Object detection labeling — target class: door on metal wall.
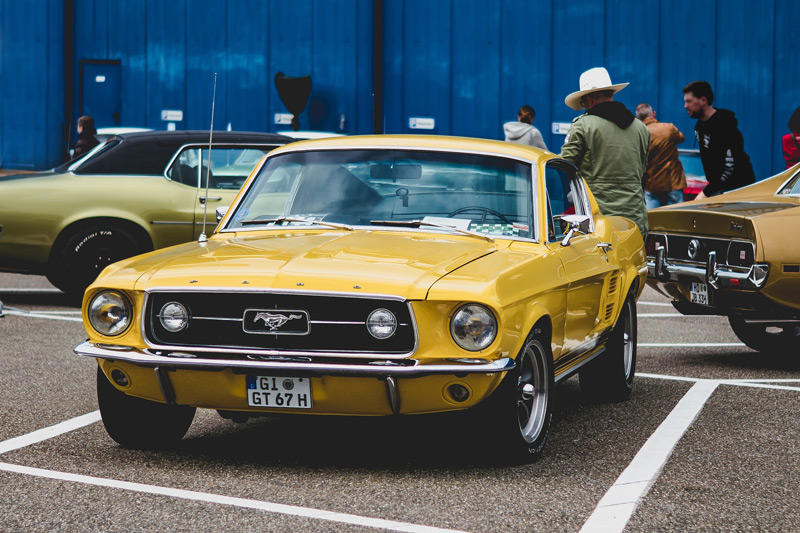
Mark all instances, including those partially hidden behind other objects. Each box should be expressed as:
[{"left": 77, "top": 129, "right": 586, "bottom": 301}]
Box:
[{"left": 80, "top": 60, "right": 121, "bottom": 128}]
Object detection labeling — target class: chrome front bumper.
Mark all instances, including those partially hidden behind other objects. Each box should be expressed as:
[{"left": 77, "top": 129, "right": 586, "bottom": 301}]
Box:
[
  {"left": 74, "top": 341, "right": 515, "bottom": 378},
  {"left": 648, "top": 248, "right": 768, "bottom": 290}
]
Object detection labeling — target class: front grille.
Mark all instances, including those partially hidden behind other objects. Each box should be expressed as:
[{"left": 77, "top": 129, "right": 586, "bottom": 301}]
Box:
[{"left": 143, "top": 290, "right": 416, "bottom": 356}]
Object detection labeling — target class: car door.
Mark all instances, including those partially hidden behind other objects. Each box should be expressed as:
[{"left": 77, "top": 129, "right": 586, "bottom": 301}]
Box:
[{"left": 544, "top": 162, "right": 616, "bottom": 355}]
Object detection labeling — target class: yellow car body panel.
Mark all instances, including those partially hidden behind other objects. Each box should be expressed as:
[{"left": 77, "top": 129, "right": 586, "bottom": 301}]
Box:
[{"left": 78, "top": 135, "right": 646, "bottom": 420}]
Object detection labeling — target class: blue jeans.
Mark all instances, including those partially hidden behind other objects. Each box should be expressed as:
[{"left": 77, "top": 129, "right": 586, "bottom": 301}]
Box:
[{"left": 645, "top": 189, "right": 684, "bottom": 209}]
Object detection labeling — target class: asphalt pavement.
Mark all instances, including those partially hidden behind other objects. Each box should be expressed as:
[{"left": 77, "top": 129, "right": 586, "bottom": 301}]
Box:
[{"left": 0, "top": 272, "right": 798, "bottom": 532}]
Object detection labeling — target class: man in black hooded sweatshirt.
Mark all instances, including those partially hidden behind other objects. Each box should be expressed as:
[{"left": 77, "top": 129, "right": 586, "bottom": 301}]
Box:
[{"left": 683, "top": 81, "right": 755, "bottom": 199}]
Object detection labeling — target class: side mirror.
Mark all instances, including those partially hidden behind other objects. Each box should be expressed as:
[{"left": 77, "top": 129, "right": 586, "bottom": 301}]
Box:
[
  {"left": 559, "top": 214, "right": 591, "bottom": 246},
  {"left": 216, "top": 206, "right": 229, "bottom": 223}
]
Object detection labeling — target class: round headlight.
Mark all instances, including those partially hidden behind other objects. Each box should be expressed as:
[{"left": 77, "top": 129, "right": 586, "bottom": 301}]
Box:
[
  {"left": 450, "top": 304, "right": 497, "bottom": 351},
  {"left": 88, "top": 290, "right": 132, "bottom": 336},
  {"left": 158, "top": 302, "right": 189, "bottom": 332},
  {"left": 367, "top": 308, "right": 397, "bottom": 339}
]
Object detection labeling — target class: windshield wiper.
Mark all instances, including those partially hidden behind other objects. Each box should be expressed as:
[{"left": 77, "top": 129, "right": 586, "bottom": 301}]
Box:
[
  {"left": 239, "top": 216, "right": 354, "bottom": 231},
  {"left": 370, "top": 219, "right": 494, "bottom": 242}
]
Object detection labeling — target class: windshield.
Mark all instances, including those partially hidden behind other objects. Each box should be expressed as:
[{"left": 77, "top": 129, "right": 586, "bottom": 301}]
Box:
[
  {"left": 225, "top": 149, "right": 535, "bottom": 239},
  {"left": 778, "top": 168, "right": 800, "bottom": 195}
]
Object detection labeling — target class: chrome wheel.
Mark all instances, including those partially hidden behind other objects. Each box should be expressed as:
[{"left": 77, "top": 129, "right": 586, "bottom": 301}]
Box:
[
  {"left": 517, "top": 340, "right": 549, "bottom": 443},
  {"left": 621, "top": 297, "right": 634, "bottom": 380}
]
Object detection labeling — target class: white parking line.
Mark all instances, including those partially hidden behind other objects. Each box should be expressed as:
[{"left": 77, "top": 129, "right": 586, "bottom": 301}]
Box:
[
  {"left": 580, "top": 379, "right": 720, "bottom": 533},
  {"left": 0, "top": 411, "right": 101, "bottom": 455},
  {"left": 0, "top": 288, "right": 62, "bottom": 293},
  {"left": 638, "top": 313, "right": 701, "bottom": 318},
  {"left": 0, "top": 461, "right": 466, "bottom": 533},
  {"left": 637, "top": 301, "right": 674, "bottom": 307},
  {"left": 639, "top": 342, "right": 745, "bottom": 347},
  {"left": 1, "top": 309, "right": 83, "bottom": 323}
]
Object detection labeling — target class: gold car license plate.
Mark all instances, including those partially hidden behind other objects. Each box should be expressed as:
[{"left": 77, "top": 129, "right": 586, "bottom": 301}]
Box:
[
  {"left": 246, "top": 376, "right": 312, "bottom": 409},
  {"left": 690, "top": 282, "right": 709, "bottom": 305}
]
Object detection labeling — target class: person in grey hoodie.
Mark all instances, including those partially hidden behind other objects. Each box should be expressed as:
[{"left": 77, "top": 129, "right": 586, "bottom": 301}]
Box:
[{"left": 504, "top": 105, "right": 547, "bottom": 150}]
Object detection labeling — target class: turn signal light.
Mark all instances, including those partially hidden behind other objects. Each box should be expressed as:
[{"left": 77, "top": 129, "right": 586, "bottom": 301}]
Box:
[{"left": 645, "top": 233, "right": 667, "bottom": 256}]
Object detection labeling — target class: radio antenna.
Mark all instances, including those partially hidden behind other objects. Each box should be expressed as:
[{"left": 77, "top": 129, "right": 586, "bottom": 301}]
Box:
[{"left": 199, "top": 72, "right": 218, "bottom": 243}]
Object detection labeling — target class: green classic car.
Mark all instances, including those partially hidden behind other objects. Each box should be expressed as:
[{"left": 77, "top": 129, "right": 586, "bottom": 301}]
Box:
[{"left": 0, "top": 131, "right": 289, "bottom": 297}]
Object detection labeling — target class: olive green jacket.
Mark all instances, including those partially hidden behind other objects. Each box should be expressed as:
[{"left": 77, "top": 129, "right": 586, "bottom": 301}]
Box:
[{"left": 560, "top": 108, "right": 650, "bottom": 235}]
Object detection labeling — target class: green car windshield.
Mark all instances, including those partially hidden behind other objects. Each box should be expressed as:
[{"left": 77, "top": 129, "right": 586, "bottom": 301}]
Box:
[{"left": 226, "top": 149, "right": 535, "bottom": 239}]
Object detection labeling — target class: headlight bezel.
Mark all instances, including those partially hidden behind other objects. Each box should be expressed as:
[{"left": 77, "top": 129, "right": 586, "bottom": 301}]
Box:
[
  {"left": 366, "top": 308, "right": 398, "bottom": 339},
  {"left": 88, "top": 290, "right": 133, "bottom": 337},
  {"left": 449, "top": 303, "right": 498, "bottom": 352}
]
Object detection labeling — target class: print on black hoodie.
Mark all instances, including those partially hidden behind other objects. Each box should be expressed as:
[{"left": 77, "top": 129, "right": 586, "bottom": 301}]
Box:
[{"left": 694, "top": 109, "right": 755, "bottom": 196}]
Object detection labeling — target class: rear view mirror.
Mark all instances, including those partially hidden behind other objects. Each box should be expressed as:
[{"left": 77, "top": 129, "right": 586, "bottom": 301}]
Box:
[
  {"left": 370, "top": 164, "right": 422, "bottom": 181},
  {"left": 216, "top": 206, "right": 229, "bottom": 223},
  {"left": 559, "top": 214, "right": 591, "bottom": 246}
]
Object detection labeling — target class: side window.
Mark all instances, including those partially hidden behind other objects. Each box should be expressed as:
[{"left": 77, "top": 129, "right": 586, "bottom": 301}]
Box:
[
  {"left": 204, "top": 148, "right": 272, "bottom": 190},
  {"left": 545, "top": 164, "right": 591, "bottom": 241},
  {"left": 166, "top": 148, "right": 201, "bottom": 187}
]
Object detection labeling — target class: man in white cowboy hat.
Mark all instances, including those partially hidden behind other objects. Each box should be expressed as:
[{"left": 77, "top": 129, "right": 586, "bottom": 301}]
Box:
[{"left": 560, "top": 67, "right": 650, "bottom": 235}]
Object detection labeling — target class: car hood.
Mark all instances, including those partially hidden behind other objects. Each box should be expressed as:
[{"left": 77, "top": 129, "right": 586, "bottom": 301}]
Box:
[{"left": 100, "top": 230, "right": 502, "bottom": 299}]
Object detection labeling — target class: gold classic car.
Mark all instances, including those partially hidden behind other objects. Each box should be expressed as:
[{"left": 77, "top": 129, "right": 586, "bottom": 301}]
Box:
[
  {"left": 0, "top": 131, "right": 289, "bottom": 297},
  {"left": 646, "top": 166, "right": 800, "bottom": 352},
  {"left": 75, "top": 135, "right": 646, "bottom": 460}
]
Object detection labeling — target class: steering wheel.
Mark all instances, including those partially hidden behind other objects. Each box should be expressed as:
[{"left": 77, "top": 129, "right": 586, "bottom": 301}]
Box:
[{"left": 447, "top": 206, "right": 512, "bottom": 225}]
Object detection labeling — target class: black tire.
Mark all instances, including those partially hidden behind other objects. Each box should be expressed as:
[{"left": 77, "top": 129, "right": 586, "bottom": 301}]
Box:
[
  {"left": 475, "top": 334, "right": 554, "bottom": 462},
  {"left": 97, "top": 366, "right": 195, "bottom": 449},
  {"left": 580, "top": 289, "right": 637, "bottom": 402},
  {"left": 728, "top": 316, "right": 800, "bottom": 354},
  {"left": 47, "top": 223, "right": 151, "bottom": 298}
]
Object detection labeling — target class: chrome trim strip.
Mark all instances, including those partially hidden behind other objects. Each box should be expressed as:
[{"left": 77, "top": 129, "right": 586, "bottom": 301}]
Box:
[
  {"left": 74, "top": 341, "right": 515, "bottom": 377},
  {"left": 150, "top": 221, "right": 194, "bottom": 226},
  {"left": 140, "top": 288, "right": 420, "bottom": 359},
  {"left": 194, "top": 316, "right": 243, "bottom": 322}
]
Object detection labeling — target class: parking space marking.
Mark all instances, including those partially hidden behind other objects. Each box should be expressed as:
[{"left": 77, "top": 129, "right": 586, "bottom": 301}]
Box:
[
  {"left": 580, "top": 379, "right": 719, "bottom": 533},
  {"left": 639, "top": 342, "right": 745, "bottom": 347},
  {"left": 0, "top": 411, "right": 101, "bottom": 455},
  {"left": 1, "top": 309, "right": 83, "bottom": 323},
  {"left": 0, "top": 288, "right": 62, "bottom": 293},
  {"left": 638, "top": 313, "right": 703, "bottom": 318},
  {"left": 637, "top": 301, "right": 674, "bottom": 307},
  {"left": 0, "top": 461, "right": 467, "bottom": 533}
]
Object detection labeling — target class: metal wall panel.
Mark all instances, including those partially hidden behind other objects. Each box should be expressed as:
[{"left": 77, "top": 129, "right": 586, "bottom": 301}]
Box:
[
  {"left": 1, "top": 0, "right": 64, "bottom": 169},
  {"left": 2, "top": 0, "right": 797, "bottom": 176}
]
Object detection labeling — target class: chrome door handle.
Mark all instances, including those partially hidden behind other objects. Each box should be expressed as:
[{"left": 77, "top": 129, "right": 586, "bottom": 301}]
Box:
[{"left": 199, "top": 196, "right": 222, "bottom": 204}]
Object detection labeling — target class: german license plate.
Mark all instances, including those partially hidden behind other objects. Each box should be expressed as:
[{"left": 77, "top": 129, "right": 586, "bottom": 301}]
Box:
[
  {"left": 246, "top": 376, "right": 312, "bottom": 409},
  {"left": 689, "top": 282, "right": 709, "bottom": 305}
]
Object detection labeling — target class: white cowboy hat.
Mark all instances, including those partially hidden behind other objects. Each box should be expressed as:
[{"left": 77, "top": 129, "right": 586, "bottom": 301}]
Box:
[{"left": 564, "top": 67, "right": 629, "bottom": 111}]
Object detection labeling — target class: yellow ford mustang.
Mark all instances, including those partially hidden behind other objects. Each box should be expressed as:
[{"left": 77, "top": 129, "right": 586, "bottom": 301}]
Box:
[{"left": 75, "top": 135, "right": 646, "bottom": 460}]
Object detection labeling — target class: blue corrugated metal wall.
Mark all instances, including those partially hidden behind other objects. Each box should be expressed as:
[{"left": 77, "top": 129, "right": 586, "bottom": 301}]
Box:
[
  {"left": 383, "top": 0, "right": 800, "bottom": 180},
  {"left": 0, "top": 0, "right": 65, "bottom": 169},
  {"left": 70, "top": 0, "right": 373, "bottom": 136},
  {"left": 2, "top": 0, "right": 800, "bottom": 178}
]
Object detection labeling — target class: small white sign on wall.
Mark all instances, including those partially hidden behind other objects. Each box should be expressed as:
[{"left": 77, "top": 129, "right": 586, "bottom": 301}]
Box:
[
  {"left": 552, "top": 122, "right": 572, "bottom": 135},
  {"left": 409, "top": 117, "right": 435, "bottom": 130},
  {"left": 161, "top": 109, "right": 184, "bottom": 122},
  {"left": 274, "top": 113, "right": 293, "bottom": 125},
  {"left": 95, "top": 75, "right": 106, "bottom": 83}
]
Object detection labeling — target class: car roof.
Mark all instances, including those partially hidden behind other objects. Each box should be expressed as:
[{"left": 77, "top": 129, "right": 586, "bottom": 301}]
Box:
[
  {"left": 267, "top": 134, "right": 555, "bottom": 162},
  {"left": 64, "top": 130, "right": 292, "bottom": 176}
]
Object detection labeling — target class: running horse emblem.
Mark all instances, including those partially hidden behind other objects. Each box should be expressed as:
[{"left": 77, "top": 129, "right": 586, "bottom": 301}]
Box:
[{"left": 254, "top": 312, "right": 304, "bottom": 331}]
